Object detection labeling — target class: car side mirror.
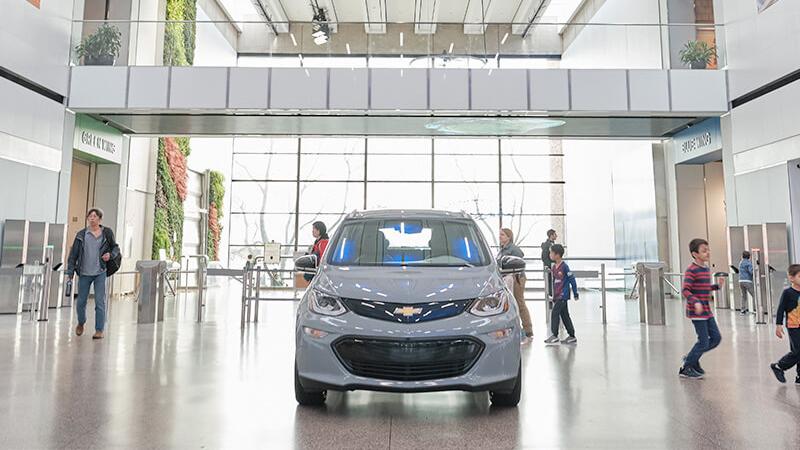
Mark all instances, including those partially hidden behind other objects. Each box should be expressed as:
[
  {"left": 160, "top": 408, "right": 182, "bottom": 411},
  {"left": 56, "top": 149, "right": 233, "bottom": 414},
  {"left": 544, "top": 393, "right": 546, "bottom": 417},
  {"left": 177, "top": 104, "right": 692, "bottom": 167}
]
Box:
[
  {"left": 499, "top": 255, "right": 526, "bottom": 275},
  {"left": 295, "top": 254, "right": 318, "bottom": 274}
]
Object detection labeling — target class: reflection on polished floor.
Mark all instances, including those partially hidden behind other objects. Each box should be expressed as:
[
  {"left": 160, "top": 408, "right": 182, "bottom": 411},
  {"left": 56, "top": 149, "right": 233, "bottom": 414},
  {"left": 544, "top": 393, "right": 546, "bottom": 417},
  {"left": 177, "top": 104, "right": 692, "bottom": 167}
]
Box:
[{"left": 1, "top": 283, "right": 799, "bottom": 449}]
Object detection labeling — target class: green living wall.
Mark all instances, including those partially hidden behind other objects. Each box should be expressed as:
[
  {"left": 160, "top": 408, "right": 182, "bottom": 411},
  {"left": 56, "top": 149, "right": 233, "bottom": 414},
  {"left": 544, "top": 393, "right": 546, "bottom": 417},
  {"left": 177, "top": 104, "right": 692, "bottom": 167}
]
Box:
[
  {"left": 207, "top": 171, "right": 225, "bottom": 261},
  {"left": 152, "top": 0, "right": 196, "bottom": 260}
]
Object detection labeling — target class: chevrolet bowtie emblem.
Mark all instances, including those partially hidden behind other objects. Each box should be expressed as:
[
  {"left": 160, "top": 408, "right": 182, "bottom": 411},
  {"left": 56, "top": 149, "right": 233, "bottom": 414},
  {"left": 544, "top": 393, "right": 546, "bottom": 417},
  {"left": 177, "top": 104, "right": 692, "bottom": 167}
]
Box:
[{"left": 394, "top": 306, "right": 423, "bottom": 317}]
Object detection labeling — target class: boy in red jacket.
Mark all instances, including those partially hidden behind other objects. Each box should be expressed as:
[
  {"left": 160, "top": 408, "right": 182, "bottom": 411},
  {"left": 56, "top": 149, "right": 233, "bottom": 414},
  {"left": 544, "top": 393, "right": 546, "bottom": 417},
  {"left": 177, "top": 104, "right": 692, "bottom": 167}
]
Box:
[{"left": 679, "top": 238, "right": 721, "bottom": 379}]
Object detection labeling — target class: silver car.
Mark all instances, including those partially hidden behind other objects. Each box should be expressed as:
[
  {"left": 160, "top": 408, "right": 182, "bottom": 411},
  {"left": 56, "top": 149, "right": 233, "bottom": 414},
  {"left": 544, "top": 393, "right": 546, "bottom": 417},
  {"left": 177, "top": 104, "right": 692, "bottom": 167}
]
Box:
[{"left": 293, "top": 210, "right": 525, "bottom": 407}]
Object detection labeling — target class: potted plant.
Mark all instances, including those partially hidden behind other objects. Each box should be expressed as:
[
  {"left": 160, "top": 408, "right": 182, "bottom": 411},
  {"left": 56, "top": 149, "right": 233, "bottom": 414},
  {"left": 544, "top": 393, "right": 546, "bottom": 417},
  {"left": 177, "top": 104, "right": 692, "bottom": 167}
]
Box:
[
  {"left": 679, "top": 40, "right": 717, "bottom": 70},
  {"left": 75, "top": 23, "right": 122, "bottom": 66}
]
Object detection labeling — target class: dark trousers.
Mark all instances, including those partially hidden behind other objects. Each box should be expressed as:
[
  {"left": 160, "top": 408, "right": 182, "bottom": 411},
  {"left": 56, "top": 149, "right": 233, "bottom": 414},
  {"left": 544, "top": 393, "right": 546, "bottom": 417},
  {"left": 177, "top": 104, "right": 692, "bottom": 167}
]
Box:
[
  {"left": 685, "top": 317, "right": 722, "bottom": 367},
  {"left": 551, "top": 300, "right": 575, "bottom": 337},
  {"left": 777, "top": 328, "right": 800, "bottom": 376}
]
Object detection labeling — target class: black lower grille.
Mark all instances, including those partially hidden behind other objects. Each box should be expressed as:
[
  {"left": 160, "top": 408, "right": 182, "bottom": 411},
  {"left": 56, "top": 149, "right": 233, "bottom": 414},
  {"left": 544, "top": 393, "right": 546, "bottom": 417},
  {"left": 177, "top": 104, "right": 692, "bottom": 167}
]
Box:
[{"left": 332, "top": 336, "right": 484, "bottom": 381}]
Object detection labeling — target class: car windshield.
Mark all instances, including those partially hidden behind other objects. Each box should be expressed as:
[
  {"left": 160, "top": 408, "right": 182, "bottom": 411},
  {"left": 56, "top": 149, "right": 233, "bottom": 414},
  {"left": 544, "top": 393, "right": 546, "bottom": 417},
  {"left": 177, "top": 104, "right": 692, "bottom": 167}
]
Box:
[{"left": 328, "top": 218, "right": 490, "bottom": 267}]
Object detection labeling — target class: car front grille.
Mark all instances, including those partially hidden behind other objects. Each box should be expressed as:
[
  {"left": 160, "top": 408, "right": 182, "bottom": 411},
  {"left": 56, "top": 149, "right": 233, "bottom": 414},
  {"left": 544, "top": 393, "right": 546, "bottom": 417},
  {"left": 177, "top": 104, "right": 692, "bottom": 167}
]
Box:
[
  {"left": 332, "top": 336, "right": 484, "bottom": 381},
  {"left": 340, "top": 298, "right": 473, "bottom": 324}
]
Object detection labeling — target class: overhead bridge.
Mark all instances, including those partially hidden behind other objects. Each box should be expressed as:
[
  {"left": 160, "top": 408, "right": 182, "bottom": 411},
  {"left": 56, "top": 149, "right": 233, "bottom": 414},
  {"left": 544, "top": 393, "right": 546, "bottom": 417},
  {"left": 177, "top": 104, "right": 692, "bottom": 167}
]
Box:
[{"left": 68, "top": 67, "right": 728, "bottom": 137}]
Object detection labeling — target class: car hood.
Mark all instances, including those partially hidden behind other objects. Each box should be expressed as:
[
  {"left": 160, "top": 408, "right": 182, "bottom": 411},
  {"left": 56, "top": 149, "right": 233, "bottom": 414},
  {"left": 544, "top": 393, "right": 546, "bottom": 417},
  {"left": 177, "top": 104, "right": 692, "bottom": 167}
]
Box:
[{"left": 314, "top": 265, "right": 504, "bottom": 304}]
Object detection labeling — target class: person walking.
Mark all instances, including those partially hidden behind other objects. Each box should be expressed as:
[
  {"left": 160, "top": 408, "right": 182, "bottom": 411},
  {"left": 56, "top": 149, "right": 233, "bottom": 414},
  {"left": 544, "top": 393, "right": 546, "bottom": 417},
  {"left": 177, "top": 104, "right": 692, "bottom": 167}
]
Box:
[
  {"left": 738, "top": 251, "right": 755, "bottom": 315},
  {"left": 304, "top": 221, "right": 329, "bottom": 282},
  {"left": 65, "top": 208, "right": 121, "bottom": 339},
  {"left": 769, "top": 264, "right": 800, "bottom": 384},
  {"left": 541, "top": 229, "right": 558, "bottom": 298},
  {"left": 544, "top": 244, "right": 578, "bottom": 345},
  {"left": 498, "top": 228, "right": 533, "bottom": 344},
  {"left": 679, "top": 238, "right": 721, "bottom": 379}
]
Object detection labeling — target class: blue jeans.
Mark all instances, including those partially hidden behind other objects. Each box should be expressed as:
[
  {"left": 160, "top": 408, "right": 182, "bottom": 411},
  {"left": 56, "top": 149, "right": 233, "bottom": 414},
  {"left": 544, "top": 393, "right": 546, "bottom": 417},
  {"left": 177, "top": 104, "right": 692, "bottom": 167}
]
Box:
[
  {"left": 685, "top": 317, "right": 721, "bottom": 367},
  {"left": 77, "top": 272, "right": 107, "bottom": 332}
]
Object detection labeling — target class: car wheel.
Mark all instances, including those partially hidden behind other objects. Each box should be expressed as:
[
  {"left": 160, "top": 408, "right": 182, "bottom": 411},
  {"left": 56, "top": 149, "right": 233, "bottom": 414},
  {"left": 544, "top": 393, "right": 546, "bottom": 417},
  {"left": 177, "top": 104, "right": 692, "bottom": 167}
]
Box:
[
  {"left": 294, "top": 364, "right": 327, "bottom": 406},
  {"left": 489, "top": 361, "right": 522, "bottom": 407}
]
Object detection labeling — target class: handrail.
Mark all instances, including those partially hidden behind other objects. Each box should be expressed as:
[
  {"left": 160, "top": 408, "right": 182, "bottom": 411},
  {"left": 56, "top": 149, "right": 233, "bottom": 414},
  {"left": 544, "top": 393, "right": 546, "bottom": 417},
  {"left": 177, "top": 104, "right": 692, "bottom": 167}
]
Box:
[{"left": 71, "top": 19, "right": 727, "bottom": 27}]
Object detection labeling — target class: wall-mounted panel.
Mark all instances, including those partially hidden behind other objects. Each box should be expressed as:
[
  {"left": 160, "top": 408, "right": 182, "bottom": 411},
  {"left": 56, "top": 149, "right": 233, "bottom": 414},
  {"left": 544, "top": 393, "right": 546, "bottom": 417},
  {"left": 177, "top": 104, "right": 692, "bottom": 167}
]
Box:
[
  {"left": 329, "top": 68, "right": 368, "bottom": 110},
  {"left": 570, "top": 69, "right": 628, "bottom": 111},
  {"left": 670, "top": 70, "right": 728, "bottom": 112},
  {"left": 170, "top": 67, "right": 228, "bottom": 109},
  {"left": 430, "top": 69, "right": 469, "bottom": 110},
  {"left": 529, "top": 70, "right": 570, "bottom": 111},
  {"left": 228, "top": 68, "right": 270, "bottom": 109},
  {"left": 629, "top": 70, "right": 670, "bottom": 112},
  {"left": 471, "top": 69, "right": 528, "bottom": 111},
  {"left": 270, "top": 68, "right": 328, "bottom": 109},
  {"left": 69, "top": 67, "right": 128, "bottom": 109},
  {"left": 370, "top": 69, "right": 428, "bottom": 110},
  {"left": 128, "top": 67, "right": 169, "bottom": 109}
]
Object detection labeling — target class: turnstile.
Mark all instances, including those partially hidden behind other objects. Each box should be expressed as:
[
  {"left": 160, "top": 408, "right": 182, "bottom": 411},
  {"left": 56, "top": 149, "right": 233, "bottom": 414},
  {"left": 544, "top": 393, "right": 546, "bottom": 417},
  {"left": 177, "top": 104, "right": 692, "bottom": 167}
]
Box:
[
  {"left": 0, "top": 220, "right": 29, "bottom": 313},
  {"left": 637, "top": 262, "right": 666, "bottom": 325},
  {"left": 136, "top": 260, "right": 167, "bottom": 323},
  {"left": 714, "top": 272, "right": 730, "bottom": 309},
  {"left": 746, "top": 225, "right": 771, "bottom": 322},
  {"left": 763, "top": 222, "right": 790, "bottom": 319},
  {"left": 46, "top": 224, "right": 67, "bottom": 308}
]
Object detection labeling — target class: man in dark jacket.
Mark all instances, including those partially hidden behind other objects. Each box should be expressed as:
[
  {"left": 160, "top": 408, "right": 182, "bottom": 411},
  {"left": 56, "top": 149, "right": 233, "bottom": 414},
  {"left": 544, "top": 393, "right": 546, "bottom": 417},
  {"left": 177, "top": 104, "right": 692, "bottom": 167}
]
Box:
[
  {"left": 541, "top": 229, "right": 558, "bottom": 297},
  {"left": 65, "top": 208, "right": 120, "bottom": 339}
]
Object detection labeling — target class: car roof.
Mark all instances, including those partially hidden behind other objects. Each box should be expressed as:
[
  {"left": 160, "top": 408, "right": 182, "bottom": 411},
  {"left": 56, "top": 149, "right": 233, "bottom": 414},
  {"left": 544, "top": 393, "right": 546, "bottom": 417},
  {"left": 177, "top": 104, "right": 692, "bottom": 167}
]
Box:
[{"left": 343, "top": 209, "right": 472, "bottom": 220}]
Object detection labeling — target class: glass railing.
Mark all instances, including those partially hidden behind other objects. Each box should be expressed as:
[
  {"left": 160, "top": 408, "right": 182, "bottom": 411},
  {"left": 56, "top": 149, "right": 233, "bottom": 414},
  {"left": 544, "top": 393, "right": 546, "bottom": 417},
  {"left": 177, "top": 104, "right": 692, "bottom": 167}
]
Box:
[{"left": 70, "top": 20, "right": 725, "bottom": 70}]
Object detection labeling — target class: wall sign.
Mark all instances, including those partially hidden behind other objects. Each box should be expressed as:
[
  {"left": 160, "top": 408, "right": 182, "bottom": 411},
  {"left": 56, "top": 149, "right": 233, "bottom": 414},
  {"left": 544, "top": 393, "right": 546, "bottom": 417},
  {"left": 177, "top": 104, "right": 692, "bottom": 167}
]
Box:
[
  {"left": 672, "top": 117, "right": 722, "bottom": 164},
  {"left": 26, "top": 0, "right": 41, "bottom": 8},
  {"left": 757, "top": 0, "right": 780, "bottom": 13},
  {"left": 73, "top": 115, "right": 123, "bottom": 164}
]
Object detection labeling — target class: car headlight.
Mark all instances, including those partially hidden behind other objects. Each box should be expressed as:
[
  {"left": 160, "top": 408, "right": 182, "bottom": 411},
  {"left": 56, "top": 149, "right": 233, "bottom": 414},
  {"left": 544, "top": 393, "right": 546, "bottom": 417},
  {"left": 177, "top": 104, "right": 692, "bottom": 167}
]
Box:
[
  {"left": 469, "top": 291, "right": 510, "bottom": 317},
  {"left": 307, "top": 289, "right": 347, "bottom": 316}
]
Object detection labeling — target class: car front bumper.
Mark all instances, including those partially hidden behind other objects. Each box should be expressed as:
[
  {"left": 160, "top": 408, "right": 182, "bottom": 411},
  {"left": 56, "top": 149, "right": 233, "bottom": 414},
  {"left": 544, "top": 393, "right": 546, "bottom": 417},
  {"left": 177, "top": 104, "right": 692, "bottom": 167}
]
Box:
[{"left": 295, "top": 308, "right": 521, "bottom": 393}]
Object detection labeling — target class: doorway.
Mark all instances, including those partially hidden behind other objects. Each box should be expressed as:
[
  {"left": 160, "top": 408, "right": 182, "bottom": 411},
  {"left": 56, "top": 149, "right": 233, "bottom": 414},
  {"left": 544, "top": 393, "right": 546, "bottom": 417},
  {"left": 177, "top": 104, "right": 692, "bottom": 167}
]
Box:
[
  {"left": 675, "top": 161, "right": 728, "bottom": 271},
  {"left": 66, "top": 159, "right": 95, "bottom": 254}
]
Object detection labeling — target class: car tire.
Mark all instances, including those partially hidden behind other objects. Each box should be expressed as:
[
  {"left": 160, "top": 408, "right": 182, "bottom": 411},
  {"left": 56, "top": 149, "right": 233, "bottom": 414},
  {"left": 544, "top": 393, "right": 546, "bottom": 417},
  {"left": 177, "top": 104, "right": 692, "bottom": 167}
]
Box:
[
  {"left": 294, "top": 364, "right": 327, "bottom": 406},
  {"left": 489, "top": 361, "right": 522, "bottom": 407}
]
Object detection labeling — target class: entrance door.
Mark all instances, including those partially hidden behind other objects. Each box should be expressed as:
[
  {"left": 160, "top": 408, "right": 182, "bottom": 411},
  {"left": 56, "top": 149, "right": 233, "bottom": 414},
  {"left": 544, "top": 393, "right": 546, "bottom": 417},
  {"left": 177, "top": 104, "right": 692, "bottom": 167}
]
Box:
[{"left": 67, "top": 159, "right": 94, "bottom": 254}]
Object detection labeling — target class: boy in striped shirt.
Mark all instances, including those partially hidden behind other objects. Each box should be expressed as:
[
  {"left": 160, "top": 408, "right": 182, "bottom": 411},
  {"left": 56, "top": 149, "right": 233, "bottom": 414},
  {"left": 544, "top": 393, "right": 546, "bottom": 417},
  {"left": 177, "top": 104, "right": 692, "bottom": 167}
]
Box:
[{"left": 679, "top": 238, "right": 721, "bottom": 379}]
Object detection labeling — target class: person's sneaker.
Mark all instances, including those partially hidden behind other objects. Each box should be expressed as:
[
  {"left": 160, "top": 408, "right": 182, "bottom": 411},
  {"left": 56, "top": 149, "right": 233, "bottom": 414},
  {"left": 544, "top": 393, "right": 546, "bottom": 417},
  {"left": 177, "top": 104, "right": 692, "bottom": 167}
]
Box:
[
  {"left": 561, "top": 336, "right": 577, "bottom": 344},
  {"left": 795, "top": 376, "right": 800, "bottom": 385},
  {"left": 544, "top": 335, "right": 560, "bottom": 344},
  {"left": 75, "top": 324, "right": 84, "bottom": 336},
  {"left": 770, "top": 363, "right": 786, "bottom": 383},
  {"left": 520, "top": 336, "right": 533, "bottom": 346},
  {"left": 679, "top": 366, "right": 704, "bottom": 379},
  {"left": 695, "top": 362, "right": 705, "bottom": 375},
  {"left": 740, "top": 309, "right": 749, "bottom": 315},
  {"left": 92, "top": 331, "right": 104, "bottom": 340}
]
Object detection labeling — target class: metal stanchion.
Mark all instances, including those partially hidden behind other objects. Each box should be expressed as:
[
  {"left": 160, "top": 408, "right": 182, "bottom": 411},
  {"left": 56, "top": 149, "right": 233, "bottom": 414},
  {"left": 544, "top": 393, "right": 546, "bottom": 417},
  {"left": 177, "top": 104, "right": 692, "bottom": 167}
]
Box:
[
  {"left": 600, "top": 263, "right": 607, "bottom": 325},
  {"left": 36, "top": 247, "right": 54, "bottom": 322},
  {"left": 752, "top": 249, "right": 766, "bottom": 324},
  {"left": 196, "top": 256, "right": 207, "bottom": 323}
]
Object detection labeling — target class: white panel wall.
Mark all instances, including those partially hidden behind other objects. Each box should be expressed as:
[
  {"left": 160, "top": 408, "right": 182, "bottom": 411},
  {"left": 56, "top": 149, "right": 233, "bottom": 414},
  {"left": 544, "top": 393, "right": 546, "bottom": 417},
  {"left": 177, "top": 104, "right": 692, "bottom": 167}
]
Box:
[
  {"left": 570, "top": 70, "right": 628, "bottom": 111},
  {"left": 228, "top": 68, "right": 270, "bottom": 109},
  {"left": 430, "top": 70, "right": 469, "bottom": 110},
  {"left": 128, "top": 67, "right": 170, "bottom": 109},
  {"left": 560, "top": 0, "right": 663, "bottom": 70},
  {"left": 471, "top": 70, "right": 528, "bottom": 111},
  {"left": 371, "top": 69, "right": 428, "bottom": 110},
  {"left": 69, "top": 67, "right": 728, "bottom": 116},
  {"left": 722, "top": 0, "right": 800, "bottom": 98},
  {"left": 1, "top": 0, "right": 74, "bottom": 94},
  {"left": 270, "top": 68, "right": 328, "bottom": 110}
]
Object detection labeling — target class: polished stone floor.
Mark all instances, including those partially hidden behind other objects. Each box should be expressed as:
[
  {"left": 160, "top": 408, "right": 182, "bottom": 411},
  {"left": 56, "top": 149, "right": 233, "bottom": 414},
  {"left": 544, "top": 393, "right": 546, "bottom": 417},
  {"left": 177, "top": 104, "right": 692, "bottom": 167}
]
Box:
[{"left": 1, "top": 282, "right": 799, "bottom": 449}]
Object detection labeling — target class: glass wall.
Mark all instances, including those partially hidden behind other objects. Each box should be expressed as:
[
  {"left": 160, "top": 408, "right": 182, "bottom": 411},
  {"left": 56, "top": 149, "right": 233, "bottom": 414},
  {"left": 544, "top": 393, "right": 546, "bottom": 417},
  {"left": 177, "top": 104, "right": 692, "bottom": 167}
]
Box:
[{"left": 228, "top": 137, "right": 566, "bottom": 271}]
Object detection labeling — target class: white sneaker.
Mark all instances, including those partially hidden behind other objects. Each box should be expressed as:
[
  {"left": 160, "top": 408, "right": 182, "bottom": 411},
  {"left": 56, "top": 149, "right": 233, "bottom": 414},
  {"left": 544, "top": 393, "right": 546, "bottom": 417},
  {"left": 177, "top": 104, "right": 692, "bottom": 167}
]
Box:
[
  {"left": 544, "top": 335, "right": 560, "bottom": 344},
  {"left": 520, "top": 336, "right": 533, "bottom": 346}
]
